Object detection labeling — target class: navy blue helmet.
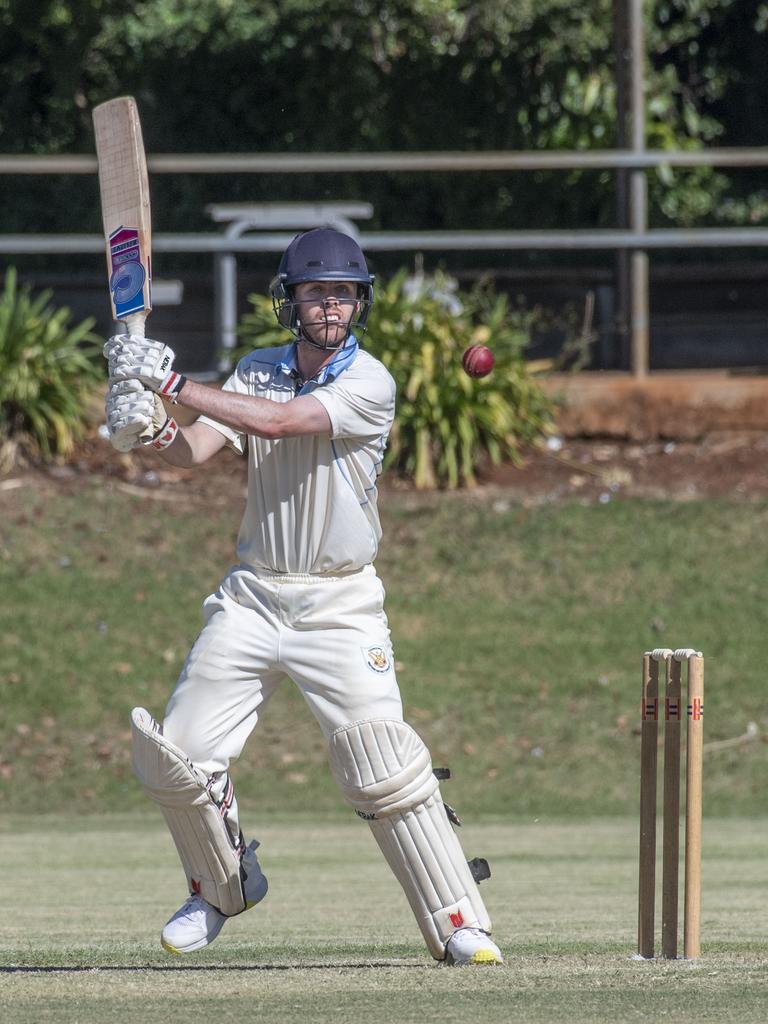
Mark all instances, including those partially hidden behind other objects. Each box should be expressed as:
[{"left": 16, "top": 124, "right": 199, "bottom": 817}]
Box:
[{"left": 270, "top": 228, "right": 374, "bottom": 349}]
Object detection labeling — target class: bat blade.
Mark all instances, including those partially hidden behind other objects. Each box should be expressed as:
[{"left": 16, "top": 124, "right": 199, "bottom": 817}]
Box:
[{"left": 92, "top": 96, "right": 152, "bottom": 339}]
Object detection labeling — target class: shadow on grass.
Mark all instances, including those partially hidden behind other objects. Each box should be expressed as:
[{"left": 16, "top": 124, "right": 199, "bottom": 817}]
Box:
[{"left": 1, "top": 961, "right": 426, "bottom": 973}]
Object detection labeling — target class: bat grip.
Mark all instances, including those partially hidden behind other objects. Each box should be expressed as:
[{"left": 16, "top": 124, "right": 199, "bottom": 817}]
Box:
[
  {"left": 123, "top": 312, "right": 147, "bottom": 339},
  {"left": 120, "top": 312, "right": 153, "bottom": 442}
]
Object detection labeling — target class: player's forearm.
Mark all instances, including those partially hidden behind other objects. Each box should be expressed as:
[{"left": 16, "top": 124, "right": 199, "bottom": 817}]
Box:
[
  {"left": 154, "top": 430, "right": 200, "bottom": 468},
  {"left": 173, "top": 379, "right": 286, "bottom": 439},
  {"left": 151, "top": 419, "right": 228, "bottom": 467},
  {"left": 174, "top": 379, "right": 329, "bottom": 439}
]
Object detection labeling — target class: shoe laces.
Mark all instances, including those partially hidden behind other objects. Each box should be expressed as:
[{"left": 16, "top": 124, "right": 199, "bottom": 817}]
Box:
[{"left": 178, "top": 893, "right": 207, "bottom": 916}]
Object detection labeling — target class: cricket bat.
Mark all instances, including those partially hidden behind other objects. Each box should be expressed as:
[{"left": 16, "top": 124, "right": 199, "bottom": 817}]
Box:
[{"left": 92, "top": 96, "right": 152, "bottom": 340}]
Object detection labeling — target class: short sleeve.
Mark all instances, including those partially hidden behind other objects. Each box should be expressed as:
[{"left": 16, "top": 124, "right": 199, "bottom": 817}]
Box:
[{"left": 311, "top": 360, "right": 396, "bottom": 441}]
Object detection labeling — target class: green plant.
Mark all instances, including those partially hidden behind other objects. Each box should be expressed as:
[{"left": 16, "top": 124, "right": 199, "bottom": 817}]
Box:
[
  {"left": 237, "top": 270, "right": 554, "bottom": 489},
  {"left": 367, "top": 269, "right": 556, "bottom": 488},
  {"left": 236, "top": 293, "right": 289, "bottom": 353},
  {"left": 0, "top": 267, "right": 103, "bottom": 469}
]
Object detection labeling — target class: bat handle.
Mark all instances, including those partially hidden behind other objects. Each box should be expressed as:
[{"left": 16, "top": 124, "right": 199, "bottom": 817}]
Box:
[
  {"left": 123, "top": 312, "right": 147, "bottom": 339},
  {"left": 120, "top": 311, "right": 153, "bottom": 442}
]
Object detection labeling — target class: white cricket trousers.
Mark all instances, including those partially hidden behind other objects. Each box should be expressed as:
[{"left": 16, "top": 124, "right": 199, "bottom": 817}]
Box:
[{"left": 163, "top": 563, "right": 403, "bottom": 831}]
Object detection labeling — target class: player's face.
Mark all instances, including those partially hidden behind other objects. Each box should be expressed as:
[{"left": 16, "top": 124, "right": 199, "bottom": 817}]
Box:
[{"left": 294, "top": 280, "right": 359, "bottom": 348}]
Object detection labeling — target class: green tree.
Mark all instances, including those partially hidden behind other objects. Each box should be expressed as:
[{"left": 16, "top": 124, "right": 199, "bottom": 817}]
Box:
[{"left": 0, "top": 1, "right": 765, "bottom": 236}]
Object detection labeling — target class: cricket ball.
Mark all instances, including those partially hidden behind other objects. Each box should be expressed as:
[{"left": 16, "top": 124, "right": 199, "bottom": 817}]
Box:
[{"left": 462, "top": 344, "right": 495, "bottom": 378}]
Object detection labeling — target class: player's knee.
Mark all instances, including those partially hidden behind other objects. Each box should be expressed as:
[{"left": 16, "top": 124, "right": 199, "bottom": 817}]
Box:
[
  {"left": 328, "top": 718, "right": 438, "bottom": 818},
  {"left": 131, "top": 706, "right": 209, "bottom": 805}
]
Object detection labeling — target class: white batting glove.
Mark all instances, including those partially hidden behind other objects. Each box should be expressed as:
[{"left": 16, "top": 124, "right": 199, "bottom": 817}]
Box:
[
  {"left": 104, "top": 334, "right": 187, "bottom": 402},
  {"left": 106, "top": 379, "right": 153, "bottom": 451},
  {"left": 105, "top": 379, "right": 179, "bottom": 452}
]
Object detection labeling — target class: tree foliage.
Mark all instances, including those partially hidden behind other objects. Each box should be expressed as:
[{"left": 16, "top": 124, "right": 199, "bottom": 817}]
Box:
[{"left": 1, "top": 0, "right": 767, "bottom": 236}]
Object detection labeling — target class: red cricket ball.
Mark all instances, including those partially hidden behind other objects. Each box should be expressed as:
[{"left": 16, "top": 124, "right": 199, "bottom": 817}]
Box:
[{"left": 462, "top": 344, "right": 495, "bottom": 378}]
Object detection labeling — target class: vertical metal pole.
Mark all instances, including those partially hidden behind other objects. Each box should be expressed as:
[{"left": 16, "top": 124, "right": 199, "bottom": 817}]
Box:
[
  {"left": 661, "top": 657, "right": 682, "bottom": 958},
  {"left": 216, "top": 252, "right": 238, "bottom": 374},
  {"left": 613, "top": 0, "right": 631, "bottom": 370},
  {"left": 684, "top": 654, "right": 705, "bottom": 959},
  {"left": 638, "top": 652, "right": 659, "bottom": 958},
  {"left": 629, "top": 0, "right": 650, "bottom": 377}
]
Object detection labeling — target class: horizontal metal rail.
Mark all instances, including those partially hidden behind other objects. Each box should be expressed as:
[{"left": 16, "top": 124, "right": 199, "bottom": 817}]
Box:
[
  {"left": 4, "top": 138, "right": 768, "bottom": 376},
  {"left": 5, "top": 228, "right": 768, "bottom": 255},
  {"left": 5, "top": 148, "right": 768, "bottom": 175}
]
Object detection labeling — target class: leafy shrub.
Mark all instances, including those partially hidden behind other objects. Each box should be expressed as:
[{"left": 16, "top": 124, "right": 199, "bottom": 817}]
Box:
[
  {"left": 237, "top": 269, "right": 554, "bottom": 489},
  {"left": 364, "top": 270, "right": 555, "bottom": 488},
  {"left": 0, "top": 268, "right": 103, "bottom": 470},
  {"left": 237, "top": 294, "right": 288, "bottom": 353}
]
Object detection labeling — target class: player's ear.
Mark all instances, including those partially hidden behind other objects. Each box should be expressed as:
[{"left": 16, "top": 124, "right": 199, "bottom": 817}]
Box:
[
  {"left": 271, "top": 278, "right": 295, "bottom": 328},
  {"left": 277, "top": 295, "right": 293, "bottom": 328}
]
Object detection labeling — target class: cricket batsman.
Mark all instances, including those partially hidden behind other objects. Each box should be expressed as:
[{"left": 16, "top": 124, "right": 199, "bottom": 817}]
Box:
[{"left": 103, "top": 227, "right": 503, "bottom": 966}]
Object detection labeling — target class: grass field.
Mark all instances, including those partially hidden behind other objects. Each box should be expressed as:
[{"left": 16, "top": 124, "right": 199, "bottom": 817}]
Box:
[
  {"left": 1, "top": 816, "right": 766, "bottom": 1023},
  {"left": 0, "top": 476, "right": 766, "bottom": 815},
  {"left": 2, "top": 471, "right": 768, "bottom": 1020}
]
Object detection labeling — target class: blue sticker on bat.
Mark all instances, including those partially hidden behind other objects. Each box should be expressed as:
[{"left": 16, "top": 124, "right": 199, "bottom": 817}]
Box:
[{"left": 108, "top": 226, "right": 151, "bottom": 317}]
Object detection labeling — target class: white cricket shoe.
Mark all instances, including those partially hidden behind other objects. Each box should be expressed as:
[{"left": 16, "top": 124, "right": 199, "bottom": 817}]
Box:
[
  {"left": 444, "top": 927, "right": 504, "bottom": 966},
  {"left": 161, "top": 892, "right": 227, "bottom": 954},
  {"left": 161, "top": 841, "right": 268, "bottom": 955}
]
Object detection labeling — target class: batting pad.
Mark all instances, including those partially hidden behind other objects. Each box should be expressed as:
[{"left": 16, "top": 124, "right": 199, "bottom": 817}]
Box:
[
  {"left": 130, "top": 707, "right": 246, "bottom": 917},
  {"left": 328, "top": 719, "right": 492, "bottom": 959}
]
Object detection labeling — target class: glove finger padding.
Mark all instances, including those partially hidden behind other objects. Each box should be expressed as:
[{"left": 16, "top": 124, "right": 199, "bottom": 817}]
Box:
[
  {"left": 106, "top": 379, "right": 155, "bottom": 451},
  {"left": 104, "top": 381, "right": 179, "bottom": 453},
  {"left": 103, "top": 333, "right": 128, "bottom": 363},
  {"left": 106, "top": 334, "right": 176, "bottom": 392}
]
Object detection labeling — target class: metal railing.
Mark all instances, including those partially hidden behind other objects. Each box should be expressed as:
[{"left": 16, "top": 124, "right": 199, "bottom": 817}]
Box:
[
  {"left": 4, "top": 147, "right": 768, "bottom": 375},
  {"left": 3, "top": 2, "right": 768, "bottom": 375},
  {"left": 5, "top": 147, "right": 768, "bottom": 173}
]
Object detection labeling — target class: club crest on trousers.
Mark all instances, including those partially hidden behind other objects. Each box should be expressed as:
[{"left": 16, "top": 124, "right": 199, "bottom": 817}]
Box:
[{"left": 362, "top": 645, "right": 391, "bottom": 673}]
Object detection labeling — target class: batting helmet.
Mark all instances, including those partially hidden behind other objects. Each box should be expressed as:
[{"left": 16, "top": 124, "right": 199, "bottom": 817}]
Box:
[{"left": 269, "top": 228, "right": 374, "bottom": 347}]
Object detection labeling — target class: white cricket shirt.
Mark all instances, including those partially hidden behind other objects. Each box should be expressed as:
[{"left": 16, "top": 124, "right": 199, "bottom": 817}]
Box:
[{"left": 198, "top": 337, "right": 395, "bottom": 574}]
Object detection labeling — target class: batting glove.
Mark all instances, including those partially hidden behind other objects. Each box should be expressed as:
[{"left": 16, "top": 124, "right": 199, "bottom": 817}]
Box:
[
  {"left": 105, "top": 379, "right": 179, "bottom": 452},
  {"left": 104, "top": 334, "right": 187, "bottom": 402}
]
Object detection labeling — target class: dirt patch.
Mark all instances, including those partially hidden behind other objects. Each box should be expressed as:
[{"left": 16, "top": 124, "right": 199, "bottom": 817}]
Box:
[
  {"left": 477, "top": 432, "right": 768, "bottom": 504},
  {"left": 3, "top": 430, "right": 768, "bottom": 506}
]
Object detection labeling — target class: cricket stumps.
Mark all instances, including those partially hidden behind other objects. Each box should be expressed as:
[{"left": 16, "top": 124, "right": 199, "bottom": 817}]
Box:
[{"left": 637, "top": 648, "right": 704, "bottom": 960}]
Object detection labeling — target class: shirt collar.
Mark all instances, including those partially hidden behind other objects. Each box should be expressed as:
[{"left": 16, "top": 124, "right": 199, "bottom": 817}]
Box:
[{"left": 276, "top": 335, "right": 359, "bottom": 386}]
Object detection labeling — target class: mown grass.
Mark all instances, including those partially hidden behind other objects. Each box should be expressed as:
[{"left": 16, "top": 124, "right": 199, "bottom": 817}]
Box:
[
  {"left": 0, "top": 817, "right": 766, "bottom": 1024},
  {"left": 0, "top": 475, "right": 767, "bottom": 816}
]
